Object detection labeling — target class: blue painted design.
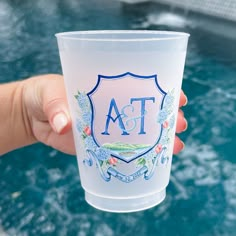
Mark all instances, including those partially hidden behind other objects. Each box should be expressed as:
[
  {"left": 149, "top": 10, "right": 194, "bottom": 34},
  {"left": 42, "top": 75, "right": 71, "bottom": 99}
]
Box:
[
  {"left": 101, "top": 98, "right": 129, "bottom": 136},
  {"left": 169, "top": 114, "right": 175, "bottom": 129},
  {"left": 164, "top": 93, "right": 174, "bottom": 107},
  {"left": 84, "top": 136, "right": 97, "bottom": 151},
  {"left": 76, "top": 92, "right": 89, "bottom": 110},
  {"left": 159, "top": 129, "right": 169, "bottom": 145},
  {"left": 83, "top": 146, "right": 167, "bottom": 183},
  {"left": 120, "top": 104, "right": 136, "bottom": 132},
  {"left": 157, "top": 110, "right": 168, "bottom": 124},
  {"left": 84, "top": 150, "right": 111, "bottom": 181},
  {"left": 161, "top": 154, "right": 169, "bottom": 165},
  {"left": 76, "top": 118, "right": 84, "bottom": 132},
  {"left": 87, "top": 72, "right": 166, "bottom": 163},
  {"left": 75, "top": 73, "right": 176, "bottom": 183},
  {"left": 88, "top": 72, "right": 166, "bottom": 95},
  {"left": 107, "top": 166, "right": 148, "bottom": 183},
  {"left": 130, "top": 97, "right": 155, "bottom": 134},
  {"left": 94, "top": 147, "right": 110, "bottom": 161},
  {"left": 82, "top": 112, "right": 92, "bottom": 124},
  {"left": 144, "top": 147, "right": 167, "bottom": 180}
]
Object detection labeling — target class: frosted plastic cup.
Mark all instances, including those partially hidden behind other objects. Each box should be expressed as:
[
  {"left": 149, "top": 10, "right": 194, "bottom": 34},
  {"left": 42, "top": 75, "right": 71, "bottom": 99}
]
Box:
[{"left": 56, "top": 30, "right": 189, "bottom": 213}]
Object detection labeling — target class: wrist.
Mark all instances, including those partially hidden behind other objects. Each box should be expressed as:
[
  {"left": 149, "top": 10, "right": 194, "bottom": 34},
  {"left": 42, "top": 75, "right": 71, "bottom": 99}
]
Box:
[
  {"left": 20, "top": 79, "right": 38, "bottom": 145},
  {"left": 0, "top": 80, "right": 37, "bottom": 155}
]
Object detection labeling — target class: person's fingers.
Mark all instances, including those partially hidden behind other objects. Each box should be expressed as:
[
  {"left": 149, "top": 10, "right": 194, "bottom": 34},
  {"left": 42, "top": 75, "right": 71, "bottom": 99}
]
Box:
[
  {"left": 176, "top": 109, "right": 188, "bottom": 133},
  {"left": 179, "top": 90, "right": 188, "bottom": 107},
  {"left": 173, "top": 135, "right": 185, "bottom": 154},
  {"left": 49, "top": 130, "right": 76, "bottom": 155},
  {"left": 39, "top": 74, "right": 72, "bottom": 134},
  {"left": 32, "top": 118, "right": 76, "bottom": 155}
]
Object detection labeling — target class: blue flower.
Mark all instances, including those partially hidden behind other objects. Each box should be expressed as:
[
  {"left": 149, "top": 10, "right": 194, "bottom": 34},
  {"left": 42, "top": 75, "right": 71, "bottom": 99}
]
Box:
[
  {"left": 169, "top": 115, "right": 175, "bottom": 129},
  {"left": 76, "top": 119, "right": 84, "bottom": 132},
  {"left": 157, "top": 110, "right": 168, "bottom": 124},
  {"left": 84, "top": 136, "right": 97, "bottom": 150},
  {"left": 82, "top": 112, "right": 91, "bottom": 124},
  {"left": 77, "top": 93, "right": 89, "bottom": 110},
  {"left": 95, "top": 147, "right": 110, "bottom": 161},
  {"left": 160, "top": 129, "right": 169, "bottom": 145},
  {"left": 164, "top": 94, "right": 174, "bottom": 107}
]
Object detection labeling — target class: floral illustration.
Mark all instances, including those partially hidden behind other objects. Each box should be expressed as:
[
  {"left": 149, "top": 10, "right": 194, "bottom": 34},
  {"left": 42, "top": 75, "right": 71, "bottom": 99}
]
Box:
[
  {"left": 74, "top": 87, "right": 176, "bottom": 183},
  {"left": 135, "top": 89, "right": 176, "bottom": 172},
  {"left": 74, "top": 91, "right": 119, "bottom": 172},
  {"left": 156, "top": 89, "right": 176, "bottom": 163},
  {"left": 108, "top": 157, "right": 118, "bottom": 166}
]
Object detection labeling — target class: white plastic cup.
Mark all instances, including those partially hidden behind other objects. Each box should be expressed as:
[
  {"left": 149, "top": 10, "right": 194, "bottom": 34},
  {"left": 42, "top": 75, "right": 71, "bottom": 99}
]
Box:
[{"left": 56, "top": 30, "right": 189, "bottom": 213}]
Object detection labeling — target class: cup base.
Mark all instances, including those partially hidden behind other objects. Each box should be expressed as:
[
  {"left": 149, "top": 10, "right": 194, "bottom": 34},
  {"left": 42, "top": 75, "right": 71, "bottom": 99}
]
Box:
[{"left": 85, "top": 189, "right": 166, "bottom": 213}]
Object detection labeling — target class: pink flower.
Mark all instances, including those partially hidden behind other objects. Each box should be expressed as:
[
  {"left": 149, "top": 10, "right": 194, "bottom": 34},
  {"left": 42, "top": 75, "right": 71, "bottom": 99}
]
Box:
[
  {"left": 155, "top": 144, "right": 162, "bottom": 153},
  {"left": 84, "top": 126, "right": 91, "bottom": 136},
  {"left": 108, "top": 157, "right": 118, "bottom": 165},
  {"left": 163, "top": 121, "right": 169, "bottom": 128}
]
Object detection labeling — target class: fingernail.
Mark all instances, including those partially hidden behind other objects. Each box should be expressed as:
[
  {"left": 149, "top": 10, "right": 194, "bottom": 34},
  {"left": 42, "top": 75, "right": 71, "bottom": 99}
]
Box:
[
  {"left": 180, "top": 141, "right": 185, "bottom": 151},
  {"left": 183, "top": 95, "right": 188, "bottom": 106},
  {"left": 183, "top": 118, "right": 188, "bottom": 132},
  {"left": 53, "top": 113, "right": 68, "bottom": 133}
]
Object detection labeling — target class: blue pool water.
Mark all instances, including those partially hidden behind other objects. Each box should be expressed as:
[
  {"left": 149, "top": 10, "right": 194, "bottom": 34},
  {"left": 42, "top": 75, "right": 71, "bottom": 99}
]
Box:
[{"left": 0, "top": 0, "right": 236, "bottom": 235}]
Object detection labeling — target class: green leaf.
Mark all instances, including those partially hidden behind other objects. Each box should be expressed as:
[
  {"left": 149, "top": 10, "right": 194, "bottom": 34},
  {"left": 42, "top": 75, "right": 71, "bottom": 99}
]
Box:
[{"left": 137, "top": 158, "right": 146, "bottom": 166}]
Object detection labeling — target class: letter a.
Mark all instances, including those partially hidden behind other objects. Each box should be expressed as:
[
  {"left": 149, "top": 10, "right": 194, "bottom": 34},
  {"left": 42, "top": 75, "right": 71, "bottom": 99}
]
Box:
[{"left": 101, "top": 98, "right": 129, "bottom": 135}]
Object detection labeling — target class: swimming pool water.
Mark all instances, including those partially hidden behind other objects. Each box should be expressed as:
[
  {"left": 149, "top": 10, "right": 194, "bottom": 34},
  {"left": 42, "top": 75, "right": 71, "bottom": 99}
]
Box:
[{"left": 0, "top": 0, "right": 236, "bottom": 235}]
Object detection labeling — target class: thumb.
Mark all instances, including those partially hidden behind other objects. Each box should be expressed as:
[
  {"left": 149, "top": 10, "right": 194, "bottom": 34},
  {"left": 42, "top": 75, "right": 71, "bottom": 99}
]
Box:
[{"left": 40, "top": 75, "right": 72, "bottom": 134}]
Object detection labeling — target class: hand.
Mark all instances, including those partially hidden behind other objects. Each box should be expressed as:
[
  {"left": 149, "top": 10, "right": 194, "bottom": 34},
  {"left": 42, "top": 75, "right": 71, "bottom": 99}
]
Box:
[
  {"left": 23, "top": 74, "right": 187, "bottom": 155},
  {"left": 174, "top": 90, "right": 188, "bottom": 154},
  {"left": 23, "top": 74, "right": 74, "bottom": 154}
]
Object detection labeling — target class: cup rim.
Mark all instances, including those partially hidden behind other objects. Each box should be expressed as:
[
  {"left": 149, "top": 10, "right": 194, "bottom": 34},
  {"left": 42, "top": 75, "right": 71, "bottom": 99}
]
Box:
[{"left": 55, "top": 30, "right": 190, "bottom": 42}]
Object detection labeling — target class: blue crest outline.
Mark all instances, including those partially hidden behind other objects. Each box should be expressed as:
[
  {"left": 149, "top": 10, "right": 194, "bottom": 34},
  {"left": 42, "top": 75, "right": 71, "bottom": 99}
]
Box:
[{"left": 87, "top": 72, "right": 167, "bottom": 163}]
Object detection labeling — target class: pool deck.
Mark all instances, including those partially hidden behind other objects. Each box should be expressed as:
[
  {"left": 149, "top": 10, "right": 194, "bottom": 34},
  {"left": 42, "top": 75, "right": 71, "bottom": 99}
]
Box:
[
  {"left": 121, "top": 1, "right": 236, "bottom": 68},
  {"left": 119, "top": 0, "right": 236, "bottom": 23},
  {"left": 120, "top": 1, "right": 236, "bottom": 40}
]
